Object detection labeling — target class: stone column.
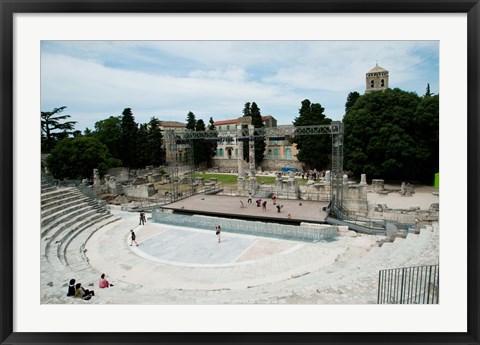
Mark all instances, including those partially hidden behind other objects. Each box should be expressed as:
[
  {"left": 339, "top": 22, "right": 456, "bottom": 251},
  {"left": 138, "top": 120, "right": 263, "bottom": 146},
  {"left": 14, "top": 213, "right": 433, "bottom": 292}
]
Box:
[
  {"left": 248, "top": 125, "right": 255, "bottom": 178},
  {"left": 237, "top": 125, "right": 244, "bottom": 180},
  {"left": 248, "top": 125, "right": 256, "bottom": 191},
  {"left": 93, "top": 169, "right": 100, "bottom": 186},
  {"left": 360, "top": 174, "right": 367, "bottom": 185},
  {"left": 359, "top": 173, "right": 367, "bottom": 199},
  {"left": 372, "top": 179, "right": 384, "bottom": 192}
]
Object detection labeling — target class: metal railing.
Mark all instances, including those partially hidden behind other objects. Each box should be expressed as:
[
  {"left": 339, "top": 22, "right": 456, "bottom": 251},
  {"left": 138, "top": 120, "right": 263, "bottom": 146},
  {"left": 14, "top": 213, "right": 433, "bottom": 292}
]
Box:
[
  {"left": 151, "top": 211, "right": 337, "bottom": 243},
  {"left": 377, "top": 264, "right": 439, "bottom": 304}
]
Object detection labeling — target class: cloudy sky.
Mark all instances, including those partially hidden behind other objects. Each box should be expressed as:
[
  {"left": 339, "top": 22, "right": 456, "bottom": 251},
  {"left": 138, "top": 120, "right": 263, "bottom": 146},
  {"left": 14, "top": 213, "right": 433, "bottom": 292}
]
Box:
[{"left": 41, "top": 40, "right": 438, "bottom": 132}]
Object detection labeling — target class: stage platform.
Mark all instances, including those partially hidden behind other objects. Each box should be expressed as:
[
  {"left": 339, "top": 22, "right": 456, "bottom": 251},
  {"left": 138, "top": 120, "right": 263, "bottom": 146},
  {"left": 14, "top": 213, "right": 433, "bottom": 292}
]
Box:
[{"left": 160, "top": 194, "right": 329, "bottom": 224}]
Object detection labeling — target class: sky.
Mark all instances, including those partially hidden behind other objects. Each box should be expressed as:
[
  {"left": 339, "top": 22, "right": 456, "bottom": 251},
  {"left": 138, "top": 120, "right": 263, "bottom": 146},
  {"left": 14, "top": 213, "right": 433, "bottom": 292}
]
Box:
[{"left": 41, "top": 40, "right": 439, "bottom": 132}]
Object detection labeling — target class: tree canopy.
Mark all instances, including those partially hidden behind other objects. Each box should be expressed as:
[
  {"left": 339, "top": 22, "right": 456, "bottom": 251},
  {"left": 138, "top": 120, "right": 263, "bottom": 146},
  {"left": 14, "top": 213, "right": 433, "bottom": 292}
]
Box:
[
  {"left": 343, "top": 88, "right": 439, "bottom": 182},
  {"left": 46, "top": 136, "right": 121, "bottom": 179},
  {"left": 184, "top": 111, "right": 215, "bottom": 168},
  {"left": 89, "top": 116, "right": 122, "bottom": 159},
  {"left": 292, "top": 99, "right": 332, "bottom": 170},
  {"left": 119, "top": 108, "right": 139, "bottom": 168},
  {"left": 41, "top": 106, "right": 77, "bottom": 153},
  {"left": 242, "top": 102, "right": 266, "bottom": 166}
]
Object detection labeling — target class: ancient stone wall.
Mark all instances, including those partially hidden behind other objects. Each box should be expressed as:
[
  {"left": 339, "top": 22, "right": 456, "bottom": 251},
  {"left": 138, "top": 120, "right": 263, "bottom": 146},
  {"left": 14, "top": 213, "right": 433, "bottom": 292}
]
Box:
[
  {"left": 107, "top": 167, "right": 130, "bottom": 183},
  {"left": 123, "top": 184, "right": 157, "bottom": 198}
]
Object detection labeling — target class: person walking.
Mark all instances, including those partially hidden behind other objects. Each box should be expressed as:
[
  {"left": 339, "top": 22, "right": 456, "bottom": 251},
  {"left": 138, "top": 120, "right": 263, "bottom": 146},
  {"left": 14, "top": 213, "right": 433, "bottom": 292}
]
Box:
[
  {"left": 130, "top": 229, "right": 139, "bottom": 246},
  {"left": 271, "top": 194, "right": 277, "bottom": 205},
  {"left": 247, "top": 193, "right": 253, "bottom": 204},
  {"left": 262, "top": 200, "right": 267, "bottom": 210},
  {"left": 215, "top": 225, "right": 221, "bottom": 243}
]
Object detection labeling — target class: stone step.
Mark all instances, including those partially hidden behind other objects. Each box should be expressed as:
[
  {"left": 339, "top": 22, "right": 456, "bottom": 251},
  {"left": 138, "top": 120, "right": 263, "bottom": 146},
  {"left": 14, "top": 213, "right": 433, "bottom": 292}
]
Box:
[
  {"left": 61, "top": 215, "right": 121, "bottom": 266},
  {"left": 41, "top": 192, "right": 91, "bottom": 212},
  {"left": 41, "top": 188, "right": 80, "bottom": 205},
  {"left": 41, "top": 206, "right": 106, "bottom": 237},
  {"left": 42, "top": 198, "right": 97, "bottom": 225},
  {"left": 42, "top": 211, "right": 114, "bottom": 257},
  {"left": 41, "top": 186, "right": 57, "bottom": 194}
]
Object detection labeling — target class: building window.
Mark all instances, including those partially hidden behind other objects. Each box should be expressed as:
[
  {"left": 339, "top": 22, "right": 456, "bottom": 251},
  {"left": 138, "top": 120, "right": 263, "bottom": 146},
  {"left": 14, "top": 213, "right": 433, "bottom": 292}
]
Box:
[
  {"left": 218, "top": 148, "right": 224, "bottom": 157},
  {"left": 285, "top": 148, "right": 292, "bottom": 159},
  {"left": 370, "top": 80, "right": 375, "bottom": 88},
  {"left": 273, "top": 148, "right": 279, "bottom": 158},
  {"left": 381, "top": 79, "right": 385, "bottom": 87},
  {"left": 235, "top": 148, "right": 238, "bottom": 157},
  {"left": 268, "top": 149, "right": 272, "bottom": 158}
]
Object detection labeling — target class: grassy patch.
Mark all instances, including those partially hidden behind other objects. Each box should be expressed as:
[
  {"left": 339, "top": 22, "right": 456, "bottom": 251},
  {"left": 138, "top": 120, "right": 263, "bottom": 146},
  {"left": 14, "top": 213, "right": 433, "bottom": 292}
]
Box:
[
  {"left": 192, "top": 173, "right": 238, "bottom": 184},
  {"left": 192, "top": 173, "right": 277, "bottom": 185}
]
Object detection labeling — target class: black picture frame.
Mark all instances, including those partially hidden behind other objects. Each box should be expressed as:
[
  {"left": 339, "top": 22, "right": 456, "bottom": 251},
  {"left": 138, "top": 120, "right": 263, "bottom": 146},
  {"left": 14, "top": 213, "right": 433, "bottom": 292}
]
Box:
[{"left": 1, "top": 1, "right": 479, "bottom": 344}]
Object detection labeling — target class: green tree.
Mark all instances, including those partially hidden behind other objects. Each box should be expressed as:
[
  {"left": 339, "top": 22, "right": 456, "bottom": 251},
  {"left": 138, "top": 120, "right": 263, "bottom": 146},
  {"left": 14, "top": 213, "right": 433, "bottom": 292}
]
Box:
[
  {"left": 184, "top": 112, "right": 212, "bottom": 167},
  {"left": 292, "top": 99, "right": 332, "bottom": 170},
  {"left": 46, "top": 136, "right": 121, "bottom": 179},
  {"left": 343, "top": 88, "right": 438, "bottom": 182},
  {"left": 242, "top": 102, "right": 266, "bottom": 166},
  {"left": 89, "top": 116, "right": 122, "bottom": 160},
  {"left": 345, "top": 91, "right": 361, "bottom": 113},
  {"left": 242, "top": 102, "right": 251, "bottom": 162},
  {"left": 194, "top": 119, "right": 210, "bottom": 167},
  {"left": 206, "top": 117, "right": 218, "bottom": 166},
  {"left": 424, "top": 83, "right": 433, "bottom": 97},
  {"left": 186, "top": 111, "right": 197, "bottom": 130},
  {"left": 41, "top": 106, "right": 77, "bottom": 153},
  {"left": 119, "top": 108, "right": 138, "bottom": 168},
  {"left": 136, "top": 123, "right": 150, "bottom": 167},
  {"left": 411, "top": 93, "right": 439, "bottom": 182},
  {"left": 146, "top": 117, "right": 166, "bottom": 166}
]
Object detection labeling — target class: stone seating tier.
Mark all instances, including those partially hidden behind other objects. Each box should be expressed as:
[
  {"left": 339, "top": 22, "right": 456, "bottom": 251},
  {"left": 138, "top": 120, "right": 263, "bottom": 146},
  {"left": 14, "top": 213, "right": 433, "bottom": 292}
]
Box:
[
  {"left": 41, "top": 185, "right": 58, "bottom": 194},
  {"left": 58, "top": 214, "right": 120, "bottom": 266},
  {"left": 41, "top": 205, "right": 107, "bottom": 237},
  {"left": 41, "top": 188, "right": 80, "bottom": 205},
  {"left": 41, "top": 194, "right": 93, "bottom": 218},
  {"left": 43, "top": 210, "right": 116, "bottom": 261},
  {"left": 41, "top": 200, "right": 104, "bottom": 228},
  {"left": 41, "top": 185, "right": 120, "bottom": 268}
]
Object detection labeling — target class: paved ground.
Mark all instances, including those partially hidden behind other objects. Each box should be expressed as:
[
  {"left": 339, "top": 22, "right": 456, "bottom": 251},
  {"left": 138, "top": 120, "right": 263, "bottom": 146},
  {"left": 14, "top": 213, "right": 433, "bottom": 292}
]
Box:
[{"left": 161, "top": 194, "right": 330, "bottom": 224}]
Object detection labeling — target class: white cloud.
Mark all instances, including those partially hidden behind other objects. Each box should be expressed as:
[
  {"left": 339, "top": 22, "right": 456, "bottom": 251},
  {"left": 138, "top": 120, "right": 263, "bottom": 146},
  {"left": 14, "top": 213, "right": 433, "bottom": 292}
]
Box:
[{"left": 41, "top": 40, "right": 438, "bottom": 131}]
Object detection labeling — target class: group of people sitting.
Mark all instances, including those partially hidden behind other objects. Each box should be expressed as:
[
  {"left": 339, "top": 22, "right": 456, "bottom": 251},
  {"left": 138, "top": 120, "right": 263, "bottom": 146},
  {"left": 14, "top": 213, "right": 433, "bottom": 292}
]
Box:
[{"left": 67, "top": 273, "right": 113, "bottom": 301}]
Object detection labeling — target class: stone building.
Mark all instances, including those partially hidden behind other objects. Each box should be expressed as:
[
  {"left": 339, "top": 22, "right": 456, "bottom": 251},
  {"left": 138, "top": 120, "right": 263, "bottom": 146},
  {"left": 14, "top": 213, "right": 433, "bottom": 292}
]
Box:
[
  {"left": 212, "top": 116, "right": 301, "bottom": 171},
  {"left": 158, "top": 121, "right": 189, "bottom": 164},
  {"left": 365, "top": 63, "right": 389, "bottom": 93}
]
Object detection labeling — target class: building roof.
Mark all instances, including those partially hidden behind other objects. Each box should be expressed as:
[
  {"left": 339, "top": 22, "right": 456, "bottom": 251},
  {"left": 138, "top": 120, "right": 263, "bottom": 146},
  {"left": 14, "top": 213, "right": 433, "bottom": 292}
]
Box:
[
  {"left": 158, "top": 121, "right": 186, "bottom": 128},
  {"left": 214, "top": 116, "right": 273, "bottom": 126},
  {"left": 214, "top": 118, "right": 240, "bottom": 126},
  {"left": 367, "top": 63, "right": 388, "bottom": 73}
]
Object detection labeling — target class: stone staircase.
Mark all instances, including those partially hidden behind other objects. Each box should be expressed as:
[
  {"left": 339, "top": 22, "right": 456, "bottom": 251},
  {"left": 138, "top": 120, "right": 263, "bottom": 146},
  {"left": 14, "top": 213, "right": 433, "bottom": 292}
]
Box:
[{"left": 41, "top": 180, "right": 121, "bottom": 301}]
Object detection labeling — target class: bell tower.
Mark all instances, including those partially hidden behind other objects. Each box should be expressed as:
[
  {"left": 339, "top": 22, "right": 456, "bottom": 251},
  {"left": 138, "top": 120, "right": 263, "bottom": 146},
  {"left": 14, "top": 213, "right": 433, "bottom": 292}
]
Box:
[{"left": 365, "top": 63, "right": 389, "bottom": 93}]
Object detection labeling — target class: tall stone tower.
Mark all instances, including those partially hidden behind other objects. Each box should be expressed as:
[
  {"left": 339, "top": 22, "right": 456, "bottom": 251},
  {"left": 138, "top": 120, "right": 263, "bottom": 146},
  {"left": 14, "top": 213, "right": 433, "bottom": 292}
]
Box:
[{"left": 365, "top": 63, "right": 389, "bottom": 93}]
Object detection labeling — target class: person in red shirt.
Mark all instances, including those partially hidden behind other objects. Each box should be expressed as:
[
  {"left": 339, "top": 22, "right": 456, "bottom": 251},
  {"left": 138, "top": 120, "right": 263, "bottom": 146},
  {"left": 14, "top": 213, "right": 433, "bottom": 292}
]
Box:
[{"left": 99, "top": 273, "right": 113, "bottom": 288}]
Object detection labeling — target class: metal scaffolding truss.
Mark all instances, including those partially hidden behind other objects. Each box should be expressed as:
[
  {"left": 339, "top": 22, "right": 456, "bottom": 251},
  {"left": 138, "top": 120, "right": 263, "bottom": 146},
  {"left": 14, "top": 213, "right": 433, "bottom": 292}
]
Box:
[
  {"left": 165, "top": 122, "right": 344, "bottom": 209},
  {"left": 167, "top": 123, "right": 341, "bottom": 141}
]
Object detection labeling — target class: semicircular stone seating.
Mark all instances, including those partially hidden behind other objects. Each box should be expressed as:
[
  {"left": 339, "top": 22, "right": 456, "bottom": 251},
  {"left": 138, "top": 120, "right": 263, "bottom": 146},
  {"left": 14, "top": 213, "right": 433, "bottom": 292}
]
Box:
[
  {"left": 40, "top": 180, "right": 121, "bottom": 303},
  {"left": 40, "top": 179, "right": 439, "bottom": 304}
]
